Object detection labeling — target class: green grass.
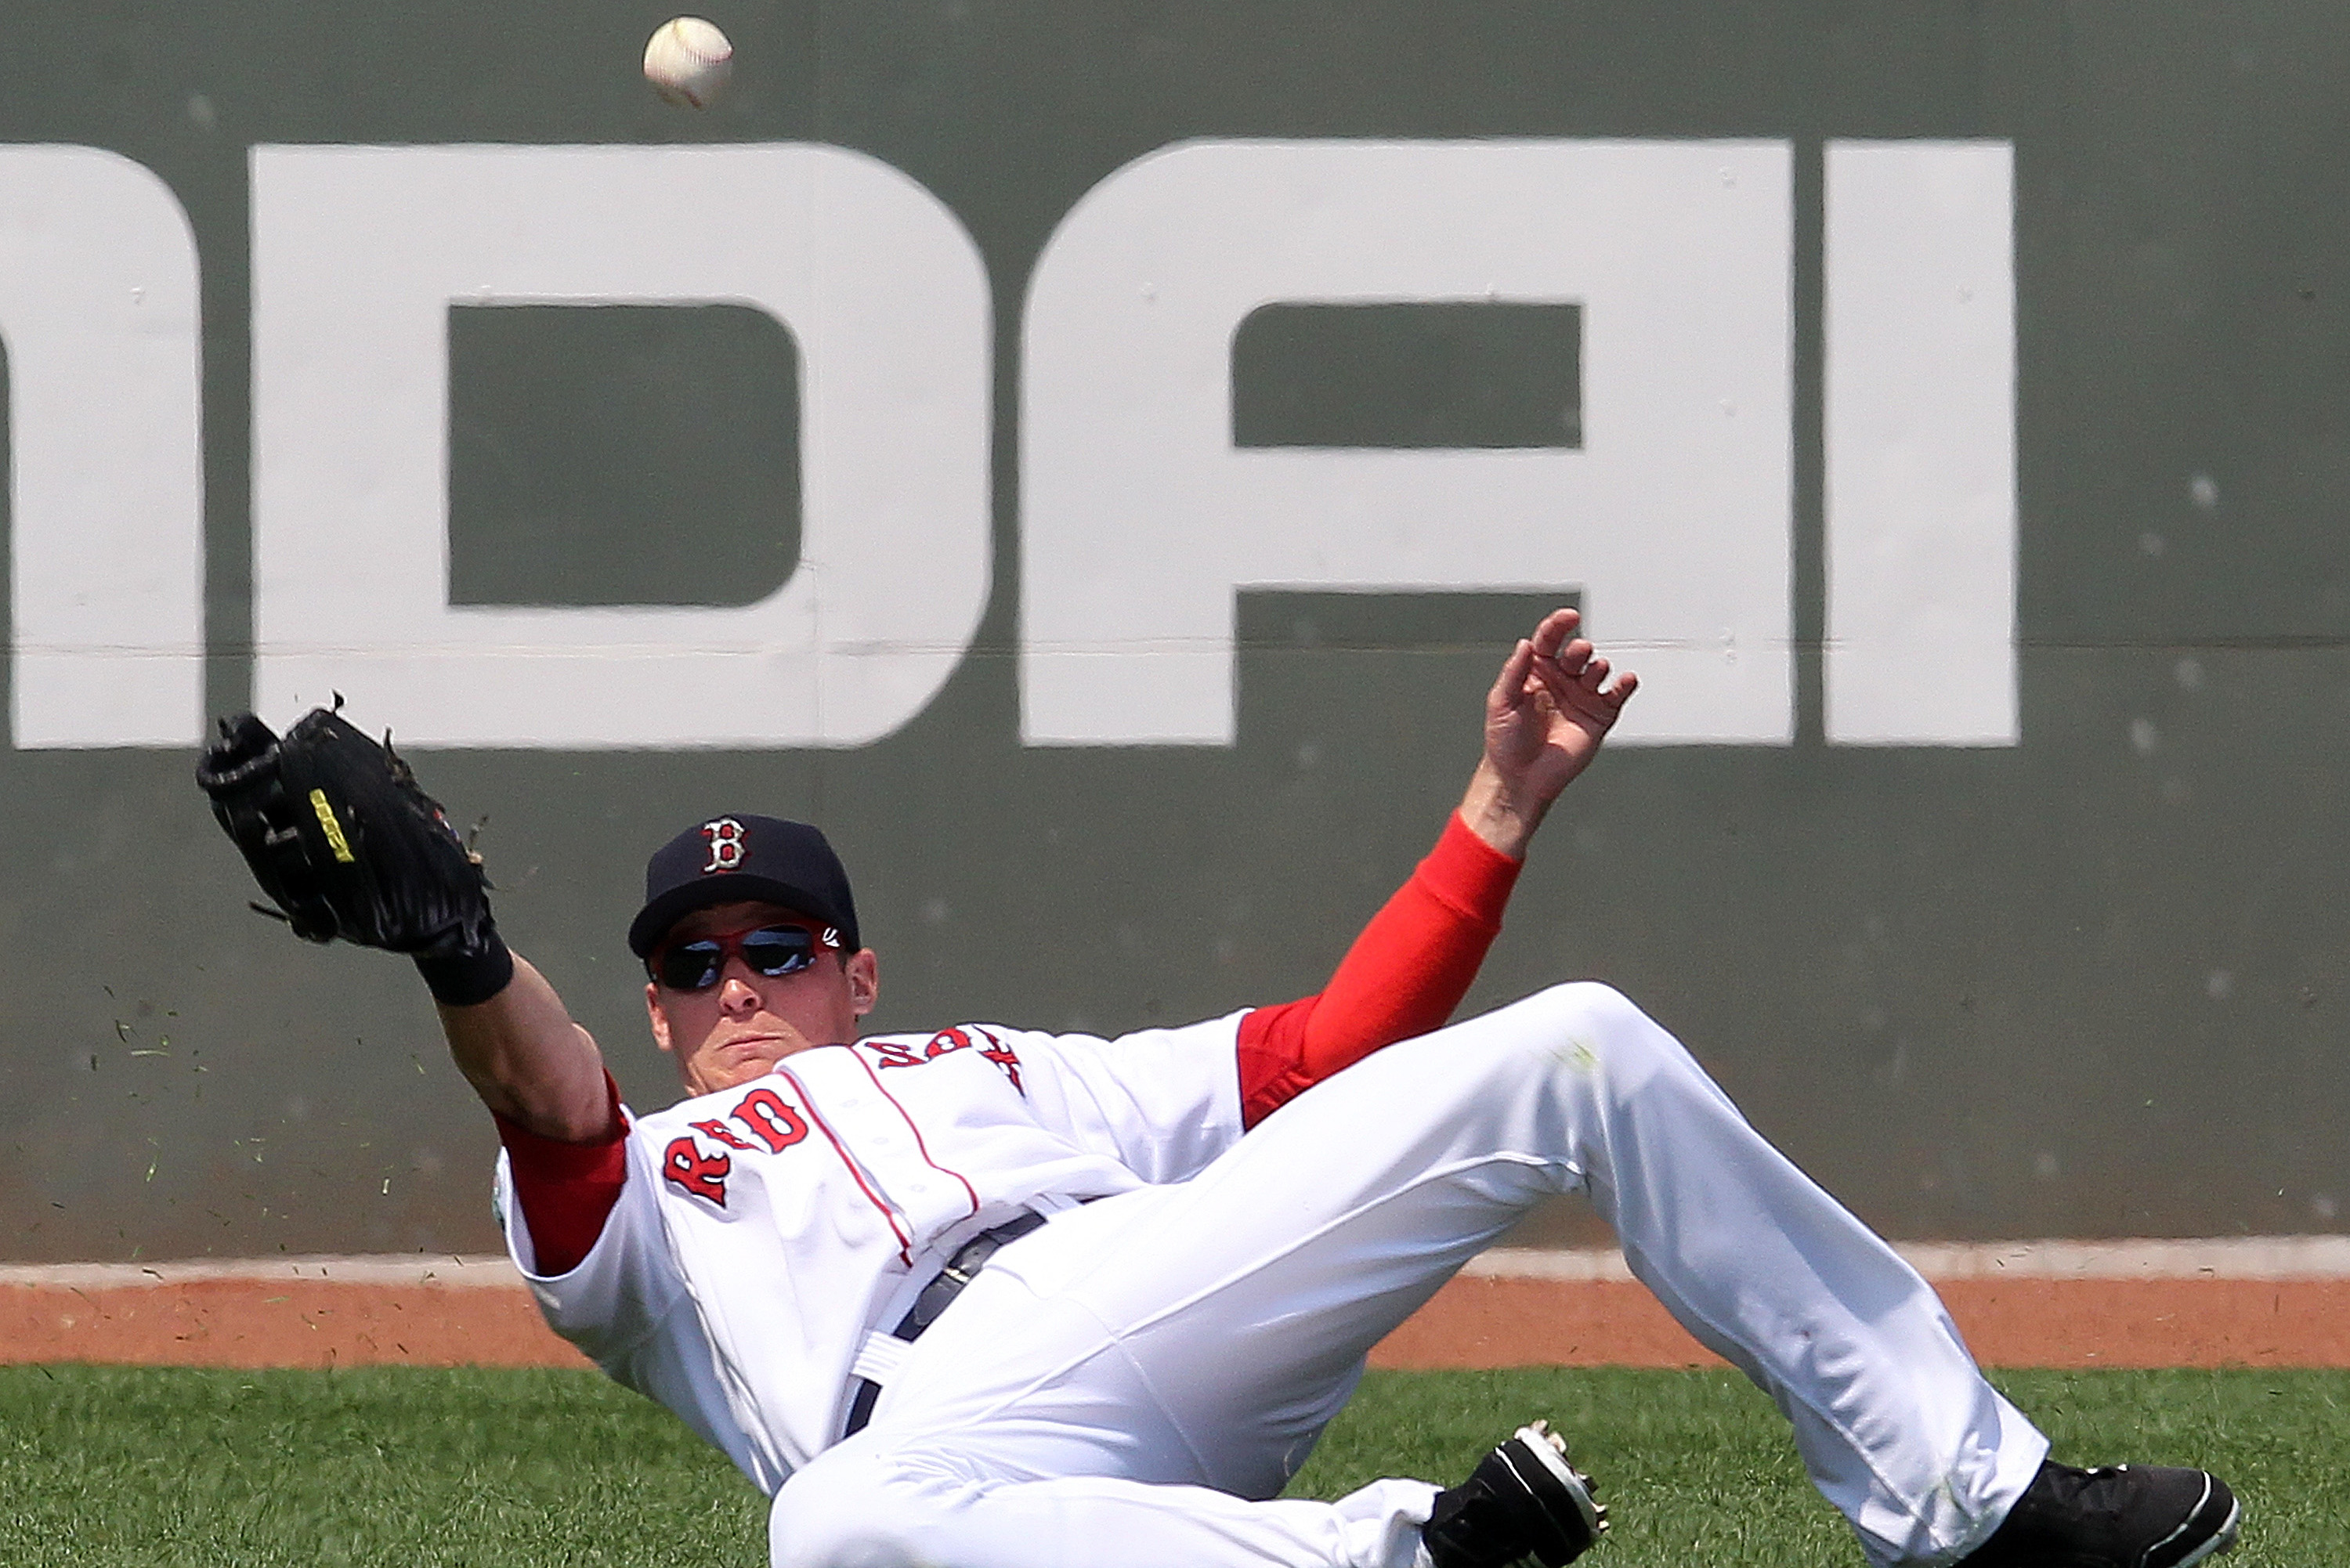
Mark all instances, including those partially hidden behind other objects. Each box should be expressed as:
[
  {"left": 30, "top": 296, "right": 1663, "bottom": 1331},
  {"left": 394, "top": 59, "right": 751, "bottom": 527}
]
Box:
[
  {"left": 1296, "top": 1367, "right": 2348, "bottom": 1565},
  {"left": 0, "top": 1365, "right": 2339, "bottom": 1565},
  {"left": 0, "top": 1367, "right": 764, "bottom": 1567}
]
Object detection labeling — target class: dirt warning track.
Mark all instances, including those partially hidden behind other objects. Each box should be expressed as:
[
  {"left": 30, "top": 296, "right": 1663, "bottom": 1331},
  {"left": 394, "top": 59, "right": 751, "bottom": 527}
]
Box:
[{"left": 5, "top": 1239, "right": 2348, "bottom": 1371}]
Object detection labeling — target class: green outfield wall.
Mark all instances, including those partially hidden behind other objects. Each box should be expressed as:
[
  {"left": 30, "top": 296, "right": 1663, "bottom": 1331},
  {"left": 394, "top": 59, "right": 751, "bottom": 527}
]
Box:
[{"left": 0, "top": 2, "right": 2342, "bottom": 1259}]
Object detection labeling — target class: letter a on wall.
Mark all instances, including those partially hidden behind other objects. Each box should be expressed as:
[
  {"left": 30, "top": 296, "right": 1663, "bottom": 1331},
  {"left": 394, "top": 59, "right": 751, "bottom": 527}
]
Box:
[{"left": 1021, "top": 139, "right": 1795, "bottom": 747}]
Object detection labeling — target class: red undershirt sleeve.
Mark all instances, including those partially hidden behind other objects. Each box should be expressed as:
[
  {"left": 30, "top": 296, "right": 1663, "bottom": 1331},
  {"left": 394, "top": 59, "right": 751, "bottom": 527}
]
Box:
[
  {"left": 1235, "top": 813, "right": 1523, "bottom": 1128},
  {"left": 492, "top": 1070, "right": 629, "bottom": 1278}
]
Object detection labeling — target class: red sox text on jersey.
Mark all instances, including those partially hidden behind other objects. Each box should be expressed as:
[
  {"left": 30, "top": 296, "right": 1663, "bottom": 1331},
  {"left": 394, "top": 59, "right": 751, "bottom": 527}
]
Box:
[{"left": 497, "top": 1013, "right": 1246, "bottom": 1494}]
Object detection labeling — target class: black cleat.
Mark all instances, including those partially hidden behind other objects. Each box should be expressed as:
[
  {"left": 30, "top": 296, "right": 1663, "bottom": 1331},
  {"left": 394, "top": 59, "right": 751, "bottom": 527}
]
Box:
[
  {"left": 1959, "top": 1460, "right": 2240, "bottom": 1567},
  {"left": 1423, "top": 1420, "right": 1608, "bottom": 1568}
]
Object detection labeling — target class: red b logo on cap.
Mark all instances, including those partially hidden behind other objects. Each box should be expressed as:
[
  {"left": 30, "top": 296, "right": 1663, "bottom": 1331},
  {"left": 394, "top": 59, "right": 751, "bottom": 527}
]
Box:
[{"left": 701, "top": 817, "right": 747, "bottom": 873}]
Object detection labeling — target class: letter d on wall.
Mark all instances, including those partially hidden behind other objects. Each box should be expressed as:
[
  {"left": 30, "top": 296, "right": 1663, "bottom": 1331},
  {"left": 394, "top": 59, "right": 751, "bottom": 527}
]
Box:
[{"left": 251, "top": 145, "right": 989, "bottom": 747}]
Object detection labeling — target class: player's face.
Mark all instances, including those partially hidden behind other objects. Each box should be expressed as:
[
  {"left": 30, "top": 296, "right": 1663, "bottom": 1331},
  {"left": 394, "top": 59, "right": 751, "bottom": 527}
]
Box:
[{"left": 644, "top": 899, "right": 879, "bottom": 1097}]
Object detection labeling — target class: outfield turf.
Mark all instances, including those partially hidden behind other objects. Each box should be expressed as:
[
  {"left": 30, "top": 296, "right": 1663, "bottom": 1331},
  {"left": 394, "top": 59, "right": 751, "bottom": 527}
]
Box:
[{"left": 0, "top": 1365, "right": 2337, "bottom": 1565}]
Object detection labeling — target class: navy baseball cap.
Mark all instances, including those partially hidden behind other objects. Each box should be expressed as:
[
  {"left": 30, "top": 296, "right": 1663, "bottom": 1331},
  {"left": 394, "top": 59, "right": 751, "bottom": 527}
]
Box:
[{"left": 627, "top": 814, "right": 862, "bottom": 959}]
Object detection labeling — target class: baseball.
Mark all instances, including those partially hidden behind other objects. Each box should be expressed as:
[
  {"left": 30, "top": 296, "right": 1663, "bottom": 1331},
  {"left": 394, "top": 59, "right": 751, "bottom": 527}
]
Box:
[{"left": 643, "top": 16, "right": 733, "bottom": 109}]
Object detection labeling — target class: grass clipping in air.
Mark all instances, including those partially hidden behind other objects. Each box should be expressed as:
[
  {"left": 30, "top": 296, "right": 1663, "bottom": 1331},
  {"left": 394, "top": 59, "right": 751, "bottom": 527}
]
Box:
[{"left": 0, "top": 1365, "right": 2339, "bottom": 1565}]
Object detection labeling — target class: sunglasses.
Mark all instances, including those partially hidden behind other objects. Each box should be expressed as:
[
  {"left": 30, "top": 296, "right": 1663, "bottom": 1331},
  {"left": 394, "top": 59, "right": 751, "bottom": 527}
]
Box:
[{"left": 652, "top": 922, "right": 837, "bottom": 992}]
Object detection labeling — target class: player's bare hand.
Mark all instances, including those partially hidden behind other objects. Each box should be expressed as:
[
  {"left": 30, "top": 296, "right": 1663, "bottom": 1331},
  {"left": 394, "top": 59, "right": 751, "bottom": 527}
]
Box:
[{"left": 1457, "top": 607, "right": 1637, "bottom": 858}]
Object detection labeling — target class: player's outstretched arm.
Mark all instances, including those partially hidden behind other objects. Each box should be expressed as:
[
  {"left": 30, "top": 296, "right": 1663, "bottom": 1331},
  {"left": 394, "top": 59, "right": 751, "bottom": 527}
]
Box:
[
  {"left": 432, "top": 958, "right": 616, "bottom": 1141},
  {"left": 1234, "top": 609, "right": 1637, "bottom": 1123},
  {"left": 1456, "top": 606, "right": 1637, "bottom": 861},
  {"left": 196, "top": 707, "right": 616, "bottom": 1143}
]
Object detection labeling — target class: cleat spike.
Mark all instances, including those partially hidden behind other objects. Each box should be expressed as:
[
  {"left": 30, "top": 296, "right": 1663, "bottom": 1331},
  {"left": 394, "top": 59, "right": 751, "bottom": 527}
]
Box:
[{"left": 1425, "top": 1420, "right": 1607, "bottom": 1567}]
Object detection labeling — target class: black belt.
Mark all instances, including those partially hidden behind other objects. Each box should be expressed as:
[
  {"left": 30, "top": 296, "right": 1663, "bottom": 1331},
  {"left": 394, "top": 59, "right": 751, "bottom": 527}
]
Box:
[{"left": 843, "top": 1209, "right": 1050, "bottom": 1437}]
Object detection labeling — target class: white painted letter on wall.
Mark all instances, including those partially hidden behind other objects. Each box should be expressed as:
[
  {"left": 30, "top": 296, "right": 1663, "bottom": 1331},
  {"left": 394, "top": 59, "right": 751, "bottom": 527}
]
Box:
[
  {"left": 0, "top": 148, "right": 204, "bottom": 748},
  {"left": 251, "top": 143, "right": 990, "bottom": 748},
  {"left": 1021, "top": 139, "right": 1793, "bottom": 747},
  {"left": 1824, "top": 139, "right": 2016, "bottom": 746}
]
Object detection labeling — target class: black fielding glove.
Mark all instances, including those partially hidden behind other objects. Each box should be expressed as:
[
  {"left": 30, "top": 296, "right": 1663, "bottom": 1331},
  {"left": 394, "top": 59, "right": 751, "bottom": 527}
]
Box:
[{"left": 197, "top": 706, "right": 512, "bottom": 1003}]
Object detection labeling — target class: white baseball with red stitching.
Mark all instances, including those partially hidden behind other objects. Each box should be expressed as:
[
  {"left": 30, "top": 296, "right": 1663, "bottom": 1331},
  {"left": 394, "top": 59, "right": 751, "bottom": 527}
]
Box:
[{"left": 642, "top": 16, "right": 733, "bottom": 109}]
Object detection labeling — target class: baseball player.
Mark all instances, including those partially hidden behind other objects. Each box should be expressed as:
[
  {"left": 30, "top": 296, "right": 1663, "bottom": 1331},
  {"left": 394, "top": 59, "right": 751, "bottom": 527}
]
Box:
[{"left": 198, "top": 609, "right": 2239, "bottom": 1568}]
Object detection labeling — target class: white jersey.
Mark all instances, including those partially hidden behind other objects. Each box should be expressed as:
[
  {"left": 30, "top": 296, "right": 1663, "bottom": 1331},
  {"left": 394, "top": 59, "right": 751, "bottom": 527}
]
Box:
[{"left": 494, "top": 1013, "right": 1249, "bottom": 1494}]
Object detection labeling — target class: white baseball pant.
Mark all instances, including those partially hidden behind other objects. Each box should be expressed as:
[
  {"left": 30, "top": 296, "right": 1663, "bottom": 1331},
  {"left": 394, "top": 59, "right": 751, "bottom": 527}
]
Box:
[{"left": 768, "top": 982, "right": 2048, "bottom": 1568}]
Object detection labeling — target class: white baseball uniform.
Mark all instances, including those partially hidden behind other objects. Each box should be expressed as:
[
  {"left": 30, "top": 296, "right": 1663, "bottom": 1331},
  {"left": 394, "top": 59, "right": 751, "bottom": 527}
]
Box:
[{"left": 495, "top": 982, "right": 2048, "bottom": 1568}]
